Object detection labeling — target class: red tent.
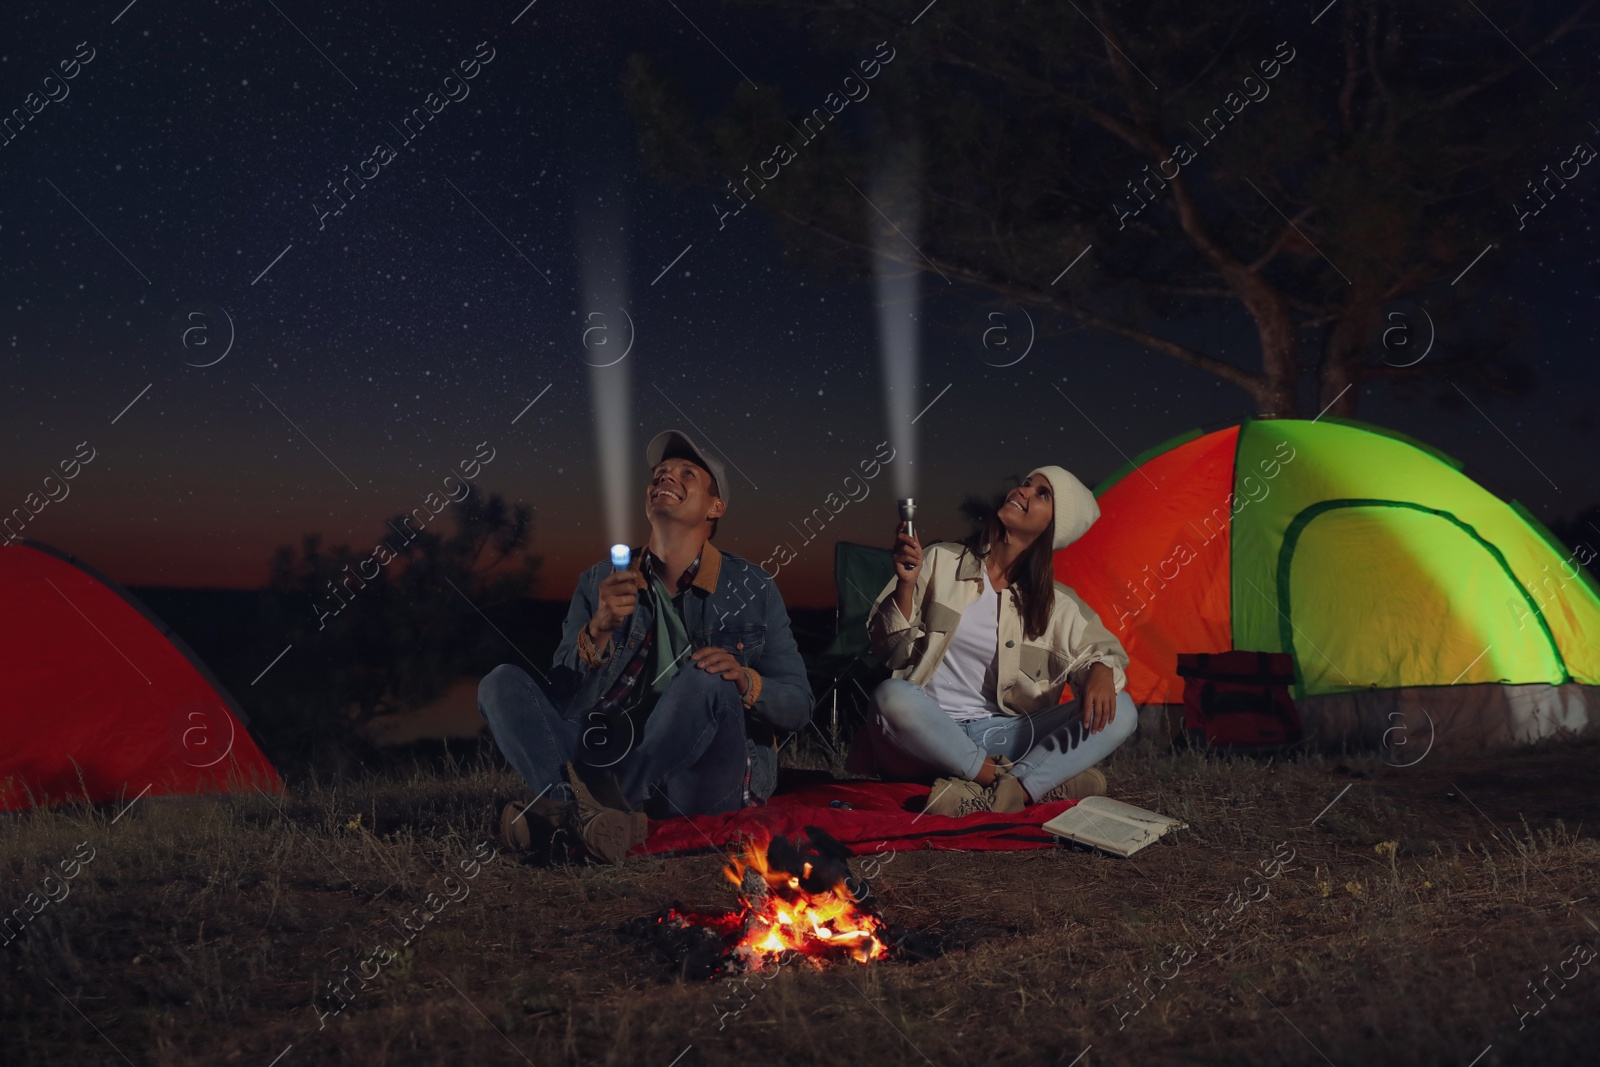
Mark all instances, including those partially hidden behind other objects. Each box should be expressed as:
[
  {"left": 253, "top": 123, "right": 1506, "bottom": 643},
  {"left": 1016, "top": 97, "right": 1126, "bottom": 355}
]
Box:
[
  {"left": 0, "top": 540, "right": 280, "bottom": 810},
  {"left": 1053, "top": 424, "right": 1239, "bottom": 705}
]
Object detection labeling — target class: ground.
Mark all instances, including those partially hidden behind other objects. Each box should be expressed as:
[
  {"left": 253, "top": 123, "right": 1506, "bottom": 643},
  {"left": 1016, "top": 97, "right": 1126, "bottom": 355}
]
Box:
[{"left": 3, "top": 735, "right": 1598, "bottom": 1067}]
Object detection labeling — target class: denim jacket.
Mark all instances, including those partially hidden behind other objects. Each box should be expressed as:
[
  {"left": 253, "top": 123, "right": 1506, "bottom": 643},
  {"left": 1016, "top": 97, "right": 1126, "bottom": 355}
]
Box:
[{"left": 547, "top": 542, "right": 813, "bottom": 738}]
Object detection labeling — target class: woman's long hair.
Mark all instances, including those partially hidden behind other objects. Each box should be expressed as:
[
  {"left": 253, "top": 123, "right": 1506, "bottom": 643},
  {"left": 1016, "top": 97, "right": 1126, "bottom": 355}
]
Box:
[{"left": 962, "top": 503, "right": 1056, "bottom": 640}]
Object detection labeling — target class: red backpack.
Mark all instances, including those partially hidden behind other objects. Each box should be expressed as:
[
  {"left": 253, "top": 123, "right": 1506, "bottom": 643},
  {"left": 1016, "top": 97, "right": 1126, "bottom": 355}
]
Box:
[{"left": 1176, "top": 651, "right": 1303, "bottom": 753}]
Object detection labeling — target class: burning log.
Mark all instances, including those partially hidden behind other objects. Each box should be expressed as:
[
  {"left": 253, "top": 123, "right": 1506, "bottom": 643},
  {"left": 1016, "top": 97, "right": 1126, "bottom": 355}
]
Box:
[
  {"left": 720, "top": 827, "right": 889, "bottom": 968},
  {"left": 620, "top": 827, "right": 950, "bottom": 979}
]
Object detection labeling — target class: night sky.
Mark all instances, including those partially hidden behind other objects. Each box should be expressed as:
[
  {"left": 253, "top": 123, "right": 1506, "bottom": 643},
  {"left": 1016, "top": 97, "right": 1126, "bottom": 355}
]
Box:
[{"left": 2, "top": 0, "right": 1595, "bottom": 611}]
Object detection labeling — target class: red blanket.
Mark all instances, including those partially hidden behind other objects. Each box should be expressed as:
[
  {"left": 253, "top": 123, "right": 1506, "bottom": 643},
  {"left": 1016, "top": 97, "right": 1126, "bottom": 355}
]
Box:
[{"left": 640, "top": 780, "right": 1081, "bottom": 856}]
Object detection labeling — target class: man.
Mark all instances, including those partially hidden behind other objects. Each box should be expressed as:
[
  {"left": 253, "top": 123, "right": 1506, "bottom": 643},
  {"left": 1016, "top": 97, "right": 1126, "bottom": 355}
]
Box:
[{"left": 477, "top": 429, "right": 813, "bottom": 863}]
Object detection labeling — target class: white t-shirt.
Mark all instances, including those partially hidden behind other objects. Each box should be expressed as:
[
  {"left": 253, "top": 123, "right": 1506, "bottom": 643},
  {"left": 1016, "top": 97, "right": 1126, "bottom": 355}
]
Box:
[{"left": 923, "top": 565, "right": 1003, "bottom": 722}]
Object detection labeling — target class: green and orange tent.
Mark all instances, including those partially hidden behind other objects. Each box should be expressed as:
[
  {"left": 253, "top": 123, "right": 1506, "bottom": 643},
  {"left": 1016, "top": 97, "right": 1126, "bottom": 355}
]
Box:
[{"left": 1053, "top": 417, "right": 1600, "bottom": 748}]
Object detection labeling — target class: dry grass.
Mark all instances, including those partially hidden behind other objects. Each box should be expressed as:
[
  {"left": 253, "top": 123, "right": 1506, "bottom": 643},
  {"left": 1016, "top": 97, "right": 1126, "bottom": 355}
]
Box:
[{"left": 3, "top": 736, "right": 1599, "bottom": 1066}]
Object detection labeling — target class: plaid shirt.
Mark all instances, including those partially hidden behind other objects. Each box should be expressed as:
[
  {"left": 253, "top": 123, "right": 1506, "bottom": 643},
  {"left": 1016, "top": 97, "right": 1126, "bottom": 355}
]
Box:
[
  {"left": 587, "top": 546, "right": 763, "bottom": 808},
  {"left": 591, "top": 547, "right": 700, "bottom": 716}
]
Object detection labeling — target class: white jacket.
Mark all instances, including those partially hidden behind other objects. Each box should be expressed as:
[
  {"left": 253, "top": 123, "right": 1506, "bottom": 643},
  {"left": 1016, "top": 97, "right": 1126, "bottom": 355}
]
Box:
[{"left": 867, "top": 541, "right": 1129, "bottom": 716}]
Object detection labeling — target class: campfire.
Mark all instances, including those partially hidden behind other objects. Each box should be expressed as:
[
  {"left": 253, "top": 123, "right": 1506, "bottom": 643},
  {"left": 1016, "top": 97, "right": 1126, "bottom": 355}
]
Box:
[
  {"left": 718, "top": 828, "right": 888, "bottom": 966},
  {"left": 621, "top": 827, "right": 945, "bottom": 980}
]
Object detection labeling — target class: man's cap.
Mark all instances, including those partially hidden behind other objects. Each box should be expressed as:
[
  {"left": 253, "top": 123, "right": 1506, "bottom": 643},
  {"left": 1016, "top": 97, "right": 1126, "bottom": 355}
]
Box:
[
  {"left": 645, "top": 429, "right": 730, "bottom": 506},
  {"left": 1027, "top": 465, "right": 1100, "bottom": 550}
]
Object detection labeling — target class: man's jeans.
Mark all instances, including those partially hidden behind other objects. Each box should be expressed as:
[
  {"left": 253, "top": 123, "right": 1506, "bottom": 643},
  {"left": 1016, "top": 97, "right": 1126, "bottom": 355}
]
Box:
[
  {"left": 477, "top": 661, "right": 750, "bottom": 817},
  {"left": 856, "top": 679, "right": 1139, "bottom": 801}
]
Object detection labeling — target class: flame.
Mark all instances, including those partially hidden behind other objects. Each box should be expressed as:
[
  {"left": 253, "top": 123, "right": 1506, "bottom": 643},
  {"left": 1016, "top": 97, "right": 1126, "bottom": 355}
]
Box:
[{"left": 711, "top": 833, "right": 889, "bottom": 968}]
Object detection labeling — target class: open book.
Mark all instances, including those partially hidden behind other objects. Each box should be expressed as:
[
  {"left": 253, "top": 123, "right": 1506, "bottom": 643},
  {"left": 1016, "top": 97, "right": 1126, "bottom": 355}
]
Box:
[{"left": 1040, "top": 796, "right": 1187, "bottom": 857}]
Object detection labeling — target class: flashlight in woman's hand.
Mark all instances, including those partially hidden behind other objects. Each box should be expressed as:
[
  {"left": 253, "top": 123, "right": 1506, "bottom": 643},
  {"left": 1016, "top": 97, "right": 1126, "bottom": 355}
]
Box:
[
  {"left": 897, "top": 498, "right": 917, "bottom": 571},
  {"left": 610, "top": 544, "right": 631, "bottom": 572},
  {"left": 898, "top": 498, "right": 916, "bottom": 539}
]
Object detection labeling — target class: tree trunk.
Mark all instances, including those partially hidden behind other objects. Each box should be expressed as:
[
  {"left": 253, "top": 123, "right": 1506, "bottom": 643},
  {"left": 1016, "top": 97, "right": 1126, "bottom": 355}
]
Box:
[
  {"left": 1320, "top": 294, "right": 1382, "bottom": 418},
  {"left": 1221, "top": 266, "right": 1300, "bottom": 417},
  {"left": 1254, "top": 376, "right": 1298, "bottom": 418},
  {"left": 1318, "top": 356, "right": 1361, "bottom": 419}
]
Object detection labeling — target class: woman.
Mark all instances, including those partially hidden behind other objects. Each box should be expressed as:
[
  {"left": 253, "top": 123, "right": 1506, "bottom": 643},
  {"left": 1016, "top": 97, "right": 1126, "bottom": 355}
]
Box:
[{"left": 849, "top": 464, "right": 1138, "bottom": 816}]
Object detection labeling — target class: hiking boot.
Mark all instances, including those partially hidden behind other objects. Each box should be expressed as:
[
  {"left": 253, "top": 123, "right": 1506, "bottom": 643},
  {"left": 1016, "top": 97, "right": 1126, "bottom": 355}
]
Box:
[
  {"left": 563, "top": 763, "right": 648, "bottom": 864},
  {"left": 987, "top": 773, "right": 1028, "bottom": 814},
  {"left": 1041, "top": 767, "right": 1108, "bottom": 802},
  {"left": 498, "top": 796, "right": 568, "bottom": 852},
  {"left": 923, "top": 757, "right": 1029, "bottom": 818},
  {"left": 581, "top": 768, "right": 638, "bottom": 814},
  {"left": 923, "top": 776, "right": 988, "bottom": 817}
]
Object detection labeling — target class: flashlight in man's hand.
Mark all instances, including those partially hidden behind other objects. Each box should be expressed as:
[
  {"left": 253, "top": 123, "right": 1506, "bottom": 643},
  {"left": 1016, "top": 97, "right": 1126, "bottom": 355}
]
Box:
[
  {"left": 897, "top": 498, "right": 917, "bottom": 571},
  {"left": 610, "top": 544, "right": 631, "bottom": 572}
]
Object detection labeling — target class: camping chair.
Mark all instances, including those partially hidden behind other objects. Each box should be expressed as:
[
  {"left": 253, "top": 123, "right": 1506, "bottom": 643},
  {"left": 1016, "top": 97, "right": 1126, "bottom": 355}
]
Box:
[{"left": 800, "top": 541, "right": 898, "bottom": 748}]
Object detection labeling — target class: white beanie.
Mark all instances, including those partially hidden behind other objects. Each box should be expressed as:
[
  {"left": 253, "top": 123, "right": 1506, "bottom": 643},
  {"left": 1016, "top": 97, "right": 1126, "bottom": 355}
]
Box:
[{"left": 1028, "top": 465, "right": 1100, "bottom": 550}]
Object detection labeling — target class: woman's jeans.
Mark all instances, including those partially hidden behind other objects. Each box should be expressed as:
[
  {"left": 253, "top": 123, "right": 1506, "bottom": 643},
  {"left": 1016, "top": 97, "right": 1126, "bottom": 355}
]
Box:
[
  {"left": 477, "top": 662, "right": 751, "bottom": 817},
  {"left": 857, "top": 679, "right": 1139, "bottom": 801}
]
